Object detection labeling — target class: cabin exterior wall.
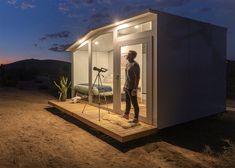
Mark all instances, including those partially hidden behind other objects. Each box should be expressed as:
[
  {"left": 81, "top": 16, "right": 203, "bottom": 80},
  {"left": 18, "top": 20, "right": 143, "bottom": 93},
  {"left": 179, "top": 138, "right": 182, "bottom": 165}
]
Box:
[{"left": 157, "top": 13, "right": 227, "bottom": 129}]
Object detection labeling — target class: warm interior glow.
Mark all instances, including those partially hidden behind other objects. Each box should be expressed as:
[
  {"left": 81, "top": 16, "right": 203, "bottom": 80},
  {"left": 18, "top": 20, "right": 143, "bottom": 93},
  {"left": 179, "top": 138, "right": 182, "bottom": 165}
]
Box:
[
  {"left": 134, "top": 25, "right": 139, "bottom": 29},
  {"left": 117, "top": 23, "right": 129, "bottom": 30},
  {"left": 120, "top": 43, "right": 147, "bottom": 117},
  {"left": 94, "top": 41, "right": 99, "bottom": 45}
]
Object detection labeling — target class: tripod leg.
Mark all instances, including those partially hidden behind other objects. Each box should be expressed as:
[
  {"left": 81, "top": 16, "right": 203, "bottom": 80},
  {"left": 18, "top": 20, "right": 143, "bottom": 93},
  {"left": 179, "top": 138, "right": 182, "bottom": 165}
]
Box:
[
  {"left": 82, "top": 101, "right": 87, "bottom": 113},
  {"left": 99, "top": 76, "right": 110, "bottom": 114},
  {"left": 98, "top": 74, "right": 101, "bottom": 121}
]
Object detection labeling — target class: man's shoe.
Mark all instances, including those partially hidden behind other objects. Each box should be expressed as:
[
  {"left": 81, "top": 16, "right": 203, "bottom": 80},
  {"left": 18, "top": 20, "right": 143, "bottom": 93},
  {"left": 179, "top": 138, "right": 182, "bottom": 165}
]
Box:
[
  {"left": 122, "top": 114, "right": 129, "bottom": 120},
  {"left": 129, "top": 118, "right": 138, "bottom": 123}
]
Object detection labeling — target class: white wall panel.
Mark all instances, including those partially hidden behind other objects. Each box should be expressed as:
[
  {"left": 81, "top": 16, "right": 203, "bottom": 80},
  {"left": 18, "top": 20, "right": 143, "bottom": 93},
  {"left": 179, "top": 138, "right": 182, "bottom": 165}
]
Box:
[{"left": 157, "top": 13, "right": 226, "bottom": 129}]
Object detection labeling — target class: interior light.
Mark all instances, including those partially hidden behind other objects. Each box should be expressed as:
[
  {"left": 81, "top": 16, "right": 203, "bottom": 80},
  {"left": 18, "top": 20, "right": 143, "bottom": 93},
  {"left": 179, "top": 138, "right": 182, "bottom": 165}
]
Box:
[
  {"left": 134, "top": 25, "right": 139, "bottom": 29},
  {"left": 94, "top": 41, "right": 99, "bottom": 45}
]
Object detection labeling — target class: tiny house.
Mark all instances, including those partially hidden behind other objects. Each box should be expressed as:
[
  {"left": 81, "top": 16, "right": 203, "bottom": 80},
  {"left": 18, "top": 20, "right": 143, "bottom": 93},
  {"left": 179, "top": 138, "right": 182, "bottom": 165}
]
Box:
[
  {"left": 44, "top": 10, "right": 227, "bottom": 142},
  {"left": 63, "top": 9, "right": 226, "bottom": 134}
]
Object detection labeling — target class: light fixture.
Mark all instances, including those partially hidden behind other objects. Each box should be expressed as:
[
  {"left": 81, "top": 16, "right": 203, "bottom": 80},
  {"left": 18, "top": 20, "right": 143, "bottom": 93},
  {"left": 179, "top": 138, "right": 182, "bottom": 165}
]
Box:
[
  {"left": 77, "top": 40, "right": 88, "bottom": 50},
  {"left": 134, "top": 25, "right": 139, "bottom": 29},
  {"left": 79, "top": 39, "right": 85, "bottom": 44},
  {"left": 115, "top": 21, "right": 119, "bottom": 26},
  {"left": 94, "top": 41, "right": 99, "bottom": 45},
  {"left": 117, "top": 23, "right": 129, "bottom": 30}
]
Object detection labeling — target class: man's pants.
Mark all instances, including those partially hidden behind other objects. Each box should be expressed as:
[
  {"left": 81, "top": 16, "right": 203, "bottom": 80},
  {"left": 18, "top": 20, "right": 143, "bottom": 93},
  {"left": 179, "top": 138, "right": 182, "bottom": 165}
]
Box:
[{"left": 124, "top": 89, "right": 139, "bottom": 119}]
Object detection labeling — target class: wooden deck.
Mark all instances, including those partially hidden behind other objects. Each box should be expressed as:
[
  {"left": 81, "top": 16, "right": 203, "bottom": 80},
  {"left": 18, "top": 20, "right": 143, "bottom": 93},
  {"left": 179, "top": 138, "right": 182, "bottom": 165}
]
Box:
[{"left": 48, "top": 100, "right": 157, "bottom": 142}]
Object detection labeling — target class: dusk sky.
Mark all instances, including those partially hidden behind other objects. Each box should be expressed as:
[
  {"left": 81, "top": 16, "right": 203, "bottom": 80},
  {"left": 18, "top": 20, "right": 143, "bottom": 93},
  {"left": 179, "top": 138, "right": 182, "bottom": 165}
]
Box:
[{"left": 0, "top": 0, "right": 234, "bottom": 64}]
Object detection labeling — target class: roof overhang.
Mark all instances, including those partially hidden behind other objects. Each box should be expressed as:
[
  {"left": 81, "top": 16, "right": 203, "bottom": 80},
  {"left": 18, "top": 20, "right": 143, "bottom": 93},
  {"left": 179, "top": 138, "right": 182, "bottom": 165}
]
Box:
[
  {"left": 66, "top": 9, "right": 156, "bottom": 52},
  {"left": 66, "top": 8, "right": 227, "bottom": 52}
]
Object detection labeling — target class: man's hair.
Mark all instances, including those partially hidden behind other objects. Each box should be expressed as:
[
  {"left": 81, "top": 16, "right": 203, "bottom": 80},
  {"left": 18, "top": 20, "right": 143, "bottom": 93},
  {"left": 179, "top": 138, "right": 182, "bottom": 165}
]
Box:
[{"left": 128, "top": 50, "right": 137, "bottom": 58}]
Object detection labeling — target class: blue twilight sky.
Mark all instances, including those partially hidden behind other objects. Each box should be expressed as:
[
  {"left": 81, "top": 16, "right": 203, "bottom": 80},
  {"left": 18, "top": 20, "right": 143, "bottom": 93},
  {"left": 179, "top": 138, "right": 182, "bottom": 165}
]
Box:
[{"left": 0, "top": 0, "right": 234, "bottom": 64}]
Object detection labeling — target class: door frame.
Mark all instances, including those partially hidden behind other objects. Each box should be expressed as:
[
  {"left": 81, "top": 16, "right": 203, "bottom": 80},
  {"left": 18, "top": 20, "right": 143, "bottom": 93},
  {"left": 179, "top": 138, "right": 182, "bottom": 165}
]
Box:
[{"left": 114, "top": 36, "right": 153, "bottom": 124}]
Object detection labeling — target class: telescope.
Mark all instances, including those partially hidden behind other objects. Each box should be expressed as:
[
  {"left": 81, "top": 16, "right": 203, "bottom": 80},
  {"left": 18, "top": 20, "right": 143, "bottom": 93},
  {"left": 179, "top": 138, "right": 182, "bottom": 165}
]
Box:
[{"left": 93, "top": 66, "right": 108, "bottom": 73}]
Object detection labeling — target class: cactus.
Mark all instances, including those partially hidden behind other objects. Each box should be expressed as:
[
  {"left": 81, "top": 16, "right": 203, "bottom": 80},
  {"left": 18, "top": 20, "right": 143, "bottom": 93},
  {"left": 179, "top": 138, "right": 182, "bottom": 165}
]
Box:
[{"left": 54, "top": 76, "right": 71, "bottom": 101}]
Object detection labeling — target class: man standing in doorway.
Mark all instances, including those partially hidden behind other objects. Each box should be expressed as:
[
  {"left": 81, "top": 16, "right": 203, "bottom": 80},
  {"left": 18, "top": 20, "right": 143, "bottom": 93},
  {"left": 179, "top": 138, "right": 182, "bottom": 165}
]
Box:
[{"left": 122, "top": 50, "right": 140, "bottom": 123}]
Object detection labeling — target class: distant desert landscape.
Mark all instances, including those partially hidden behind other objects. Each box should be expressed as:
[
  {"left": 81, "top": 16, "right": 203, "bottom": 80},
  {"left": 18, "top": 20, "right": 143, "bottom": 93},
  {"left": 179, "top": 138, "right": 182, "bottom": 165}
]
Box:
[{"left": 0, "top": 87, "right": 234, "bottom": 168}]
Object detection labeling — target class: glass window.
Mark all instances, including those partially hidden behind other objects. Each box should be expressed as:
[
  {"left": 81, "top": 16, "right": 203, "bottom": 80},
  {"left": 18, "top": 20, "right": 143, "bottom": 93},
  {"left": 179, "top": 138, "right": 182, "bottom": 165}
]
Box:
[
  {"left": 118, "top": 21, "right": 152, "bottom": 37},
  {"left": 91, "top": 33, "right": 114, "bottom": 110},
  {"left": 73, "top": 43, "right": 89, "bottom": 100}
]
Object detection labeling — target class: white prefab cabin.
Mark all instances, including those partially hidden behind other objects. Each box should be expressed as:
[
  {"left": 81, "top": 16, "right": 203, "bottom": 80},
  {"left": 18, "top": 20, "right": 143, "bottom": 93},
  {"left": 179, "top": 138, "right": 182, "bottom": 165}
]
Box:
[
  {"left": 66, "top": 9, "right": 226, "bottom": 129},
  {"left": 49, "top": 9, "right": 227, "bottom": 142}
]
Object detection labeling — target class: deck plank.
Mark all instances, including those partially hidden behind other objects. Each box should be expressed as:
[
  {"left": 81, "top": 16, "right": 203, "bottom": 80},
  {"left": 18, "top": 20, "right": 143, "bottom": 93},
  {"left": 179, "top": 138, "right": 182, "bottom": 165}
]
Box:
[{"left": 48, "top": 100, "right": 157, "bottom": 142}]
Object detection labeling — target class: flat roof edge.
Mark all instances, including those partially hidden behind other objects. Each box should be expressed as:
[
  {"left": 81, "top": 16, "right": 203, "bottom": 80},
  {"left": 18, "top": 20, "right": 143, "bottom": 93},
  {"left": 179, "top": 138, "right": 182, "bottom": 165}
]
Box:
[
  {"left": 149, "top": 9, "right": 227, "bottom": 30},
  {"left": 67, "top": 8, "right": 227, "bottom": 52}
]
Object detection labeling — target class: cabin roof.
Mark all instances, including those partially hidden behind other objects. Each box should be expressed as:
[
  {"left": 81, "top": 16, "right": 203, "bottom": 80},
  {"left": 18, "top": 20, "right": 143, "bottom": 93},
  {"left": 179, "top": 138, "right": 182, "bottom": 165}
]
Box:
[{"left": 67, "top": 8, "right": 226, "bottom": 52}]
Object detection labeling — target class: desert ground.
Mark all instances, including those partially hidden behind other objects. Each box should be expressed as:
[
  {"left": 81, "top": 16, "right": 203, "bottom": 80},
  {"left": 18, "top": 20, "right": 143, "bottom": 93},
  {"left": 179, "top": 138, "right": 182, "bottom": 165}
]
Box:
[{"left": 0, "top": 88, "right": 234, "bottom": 168}]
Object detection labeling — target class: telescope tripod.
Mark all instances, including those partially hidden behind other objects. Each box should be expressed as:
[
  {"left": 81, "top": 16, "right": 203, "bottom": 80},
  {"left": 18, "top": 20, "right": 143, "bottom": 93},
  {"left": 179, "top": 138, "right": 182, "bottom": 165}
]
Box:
[{"left": 82, "top": 71, "right": 110, "bottom": 121}]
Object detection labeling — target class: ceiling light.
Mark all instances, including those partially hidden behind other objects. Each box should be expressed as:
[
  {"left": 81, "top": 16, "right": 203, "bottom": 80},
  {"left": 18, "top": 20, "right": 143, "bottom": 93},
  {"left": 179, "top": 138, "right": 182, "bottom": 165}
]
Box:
[
  {"left": 134, "top": 25, "right": 139, "bottom": 29},
  {"left": 94, "top": 41, "right": 99, "bottom": 45},
  {"left": 115, "top": 21, "right": 119, "bottom": 25}
]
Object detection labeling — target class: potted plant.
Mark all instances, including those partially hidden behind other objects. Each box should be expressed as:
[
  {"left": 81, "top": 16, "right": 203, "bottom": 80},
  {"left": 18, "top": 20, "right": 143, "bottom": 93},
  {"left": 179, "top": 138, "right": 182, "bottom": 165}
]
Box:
[{"left": 54, "top": 76, "right": 71, "bottom": 101}]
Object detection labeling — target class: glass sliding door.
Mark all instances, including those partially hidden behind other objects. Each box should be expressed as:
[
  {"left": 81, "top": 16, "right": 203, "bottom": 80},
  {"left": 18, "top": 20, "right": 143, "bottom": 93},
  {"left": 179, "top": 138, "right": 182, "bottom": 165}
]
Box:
[
  {"left": 120, "top": 43, "right": 147, "bottom": 117},
  {"left": 91, "top": 32, "right": 114, "bottom": 110},
  {"left": 116, "top": 37, "right": 152, "bottom": 124}
]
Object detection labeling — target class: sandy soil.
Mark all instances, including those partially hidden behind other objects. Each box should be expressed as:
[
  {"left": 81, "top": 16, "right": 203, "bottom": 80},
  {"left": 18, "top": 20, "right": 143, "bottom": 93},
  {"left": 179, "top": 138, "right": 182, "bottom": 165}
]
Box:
[{"left": 0, "top": 88, "right": 235, "bottom": 168}]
